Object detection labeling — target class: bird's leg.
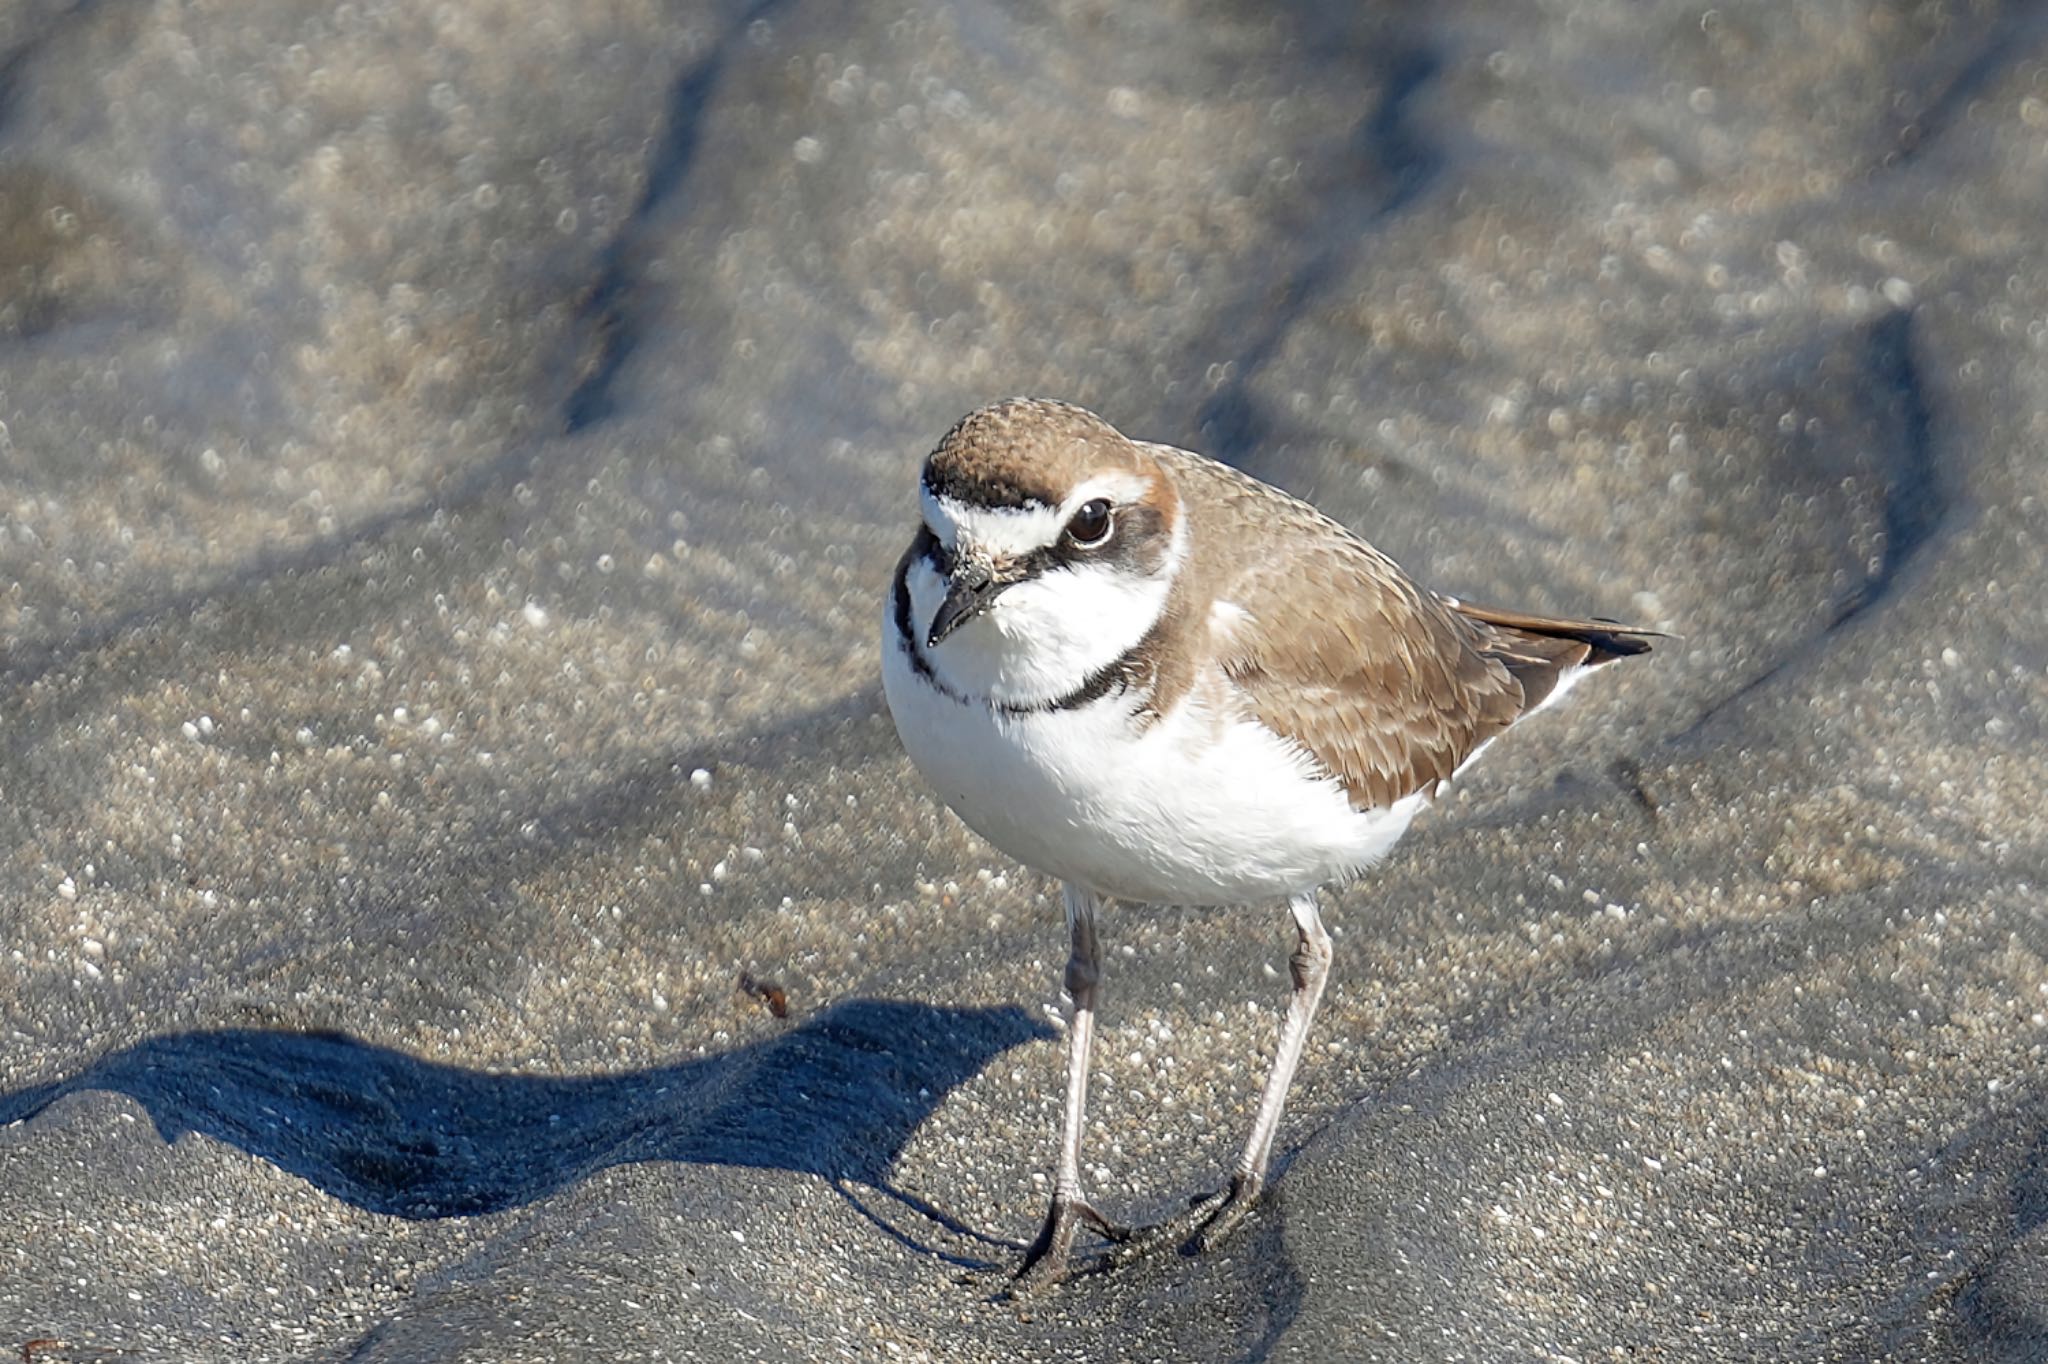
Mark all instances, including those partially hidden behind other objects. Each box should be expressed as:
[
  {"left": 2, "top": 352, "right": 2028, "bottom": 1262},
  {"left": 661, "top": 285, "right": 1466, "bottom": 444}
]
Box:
[
  {"left": 1191, "top": 890, "right": 1332, "bottom": 1249},
  {"left": 1012, "top": 883, "right": 1127, "bottom": 1292},
  {"left": 1105, "top": 890, "right": 1332, "bottom": 1268}
]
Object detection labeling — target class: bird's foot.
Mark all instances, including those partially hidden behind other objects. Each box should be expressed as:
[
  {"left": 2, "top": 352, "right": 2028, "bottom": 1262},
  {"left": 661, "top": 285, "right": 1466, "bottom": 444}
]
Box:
[
  {"left": 1186, "top": 1171, "right": 1263, "bottom": 1252},
  {"left": 1104, "top": 1172, "right": 1264, "bottom": 1268},
  {"left": 1003, "top": 1193, "right": 1131, "bottom": 1298}
]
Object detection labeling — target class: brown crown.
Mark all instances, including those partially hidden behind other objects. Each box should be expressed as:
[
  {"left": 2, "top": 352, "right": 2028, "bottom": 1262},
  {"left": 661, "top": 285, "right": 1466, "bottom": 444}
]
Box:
[{"left": 922, "top": 398, "right": 1156, "bottom": 510}]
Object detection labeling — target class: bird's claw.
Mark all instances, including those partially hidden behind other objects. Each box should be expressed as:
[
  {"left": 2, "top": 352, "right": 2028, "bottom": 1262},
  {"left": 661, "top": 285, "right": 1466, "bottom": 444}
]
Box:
[
  {"left": 1102, "top": 1173, "right": 1264, "bottom": 1268},
  {"left": 998, "top": 1178, "right": 1263, "bottom": 1296},
  {"left": 1004, "top": 1194, "right": 1129, "bottom": 1298},
  {"left": 1186, "top": 1174, "right": 1261, "bottom": 1252}
]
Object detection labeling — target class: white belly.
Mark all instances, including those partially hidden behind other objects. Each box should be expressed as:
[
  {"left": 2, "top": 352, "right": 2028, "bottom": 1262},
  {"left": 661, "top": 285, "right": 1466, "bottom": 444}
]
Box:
[{"left": 881, "top": 636, "right": 1424, "bottom": 906}]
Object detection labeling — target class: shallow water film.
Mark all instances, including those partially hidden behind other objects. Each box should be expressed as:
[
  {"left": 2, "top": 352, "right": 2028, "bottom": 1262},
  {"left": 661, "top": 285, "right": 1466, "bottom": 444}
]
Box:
[{"left": 3, "top": 2, "right": 2045, "bottom": 1361}]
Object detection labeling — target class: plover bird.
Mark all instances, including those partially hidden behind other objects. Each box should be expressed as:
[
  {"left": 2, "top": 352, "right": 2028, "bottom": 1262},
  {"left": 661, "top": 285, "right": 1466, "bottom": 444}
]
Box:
[{"left": 880, "top": 398, "right": 1655, "bottom": 1287}]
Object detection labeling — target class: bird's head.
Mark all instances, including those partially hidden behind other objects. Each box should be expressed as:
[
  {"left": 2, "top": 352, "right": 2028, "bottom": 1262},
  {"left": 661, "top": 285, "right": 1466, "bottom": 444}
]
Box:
[{"left": 900, "top": 398, "right": 1185, "bottom": 707}]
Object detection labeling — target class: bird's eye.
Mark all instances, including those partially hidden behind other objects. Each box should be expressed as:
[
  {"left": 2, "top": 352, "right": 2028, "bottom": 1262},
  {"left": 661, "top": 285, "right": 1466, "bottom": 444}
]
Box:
[{"left": 1065, "top": 498, "right": 1114, "bottom": 548}]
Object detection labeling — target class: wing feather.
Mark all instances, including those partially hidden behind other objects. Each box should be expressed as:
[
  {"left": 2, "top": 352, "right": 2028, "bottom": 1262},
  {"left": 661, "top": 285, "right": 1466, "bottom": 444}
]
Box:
[
  {"left": 1151, "top": 444, "right": 1658, "bottom": 812},
  {"left": 1216, "top": 533, "right": 1524, "bottom": 811}
]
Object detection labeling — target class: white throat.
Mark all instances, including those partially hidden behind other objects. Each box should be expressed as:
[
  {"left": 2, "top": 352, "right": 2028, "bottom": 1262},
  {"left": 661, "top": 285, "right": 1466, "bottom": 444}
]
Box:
[{"left": 906, "top": 509, "right": 1184, "bottom": 708}]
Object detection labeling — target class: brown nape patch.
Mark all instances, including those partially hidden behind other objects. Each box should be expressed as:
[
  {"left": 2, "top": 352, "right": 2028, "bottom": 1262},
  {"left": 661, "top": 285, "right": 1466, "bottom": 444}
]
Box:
[{"left": 922, "top": 397, "right": 1148, "bottom": 511}]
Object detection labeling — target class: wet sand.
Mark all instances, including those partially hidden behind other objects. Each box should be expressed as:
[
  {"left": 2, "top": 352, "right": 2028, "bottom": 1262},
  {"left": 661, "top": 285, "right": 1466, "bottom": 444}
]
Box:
[{"left": 3, "top": 1, "right": 2045, "bottom": 1360}]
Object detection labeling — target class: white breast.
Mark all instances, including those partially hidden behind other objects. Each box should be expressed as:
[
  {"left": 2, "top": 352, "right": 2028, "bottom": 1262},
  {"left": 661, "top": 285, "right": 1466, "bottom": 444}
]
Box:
[{"left": 881, "top": 623, "right": 1425, "bottom": 906}]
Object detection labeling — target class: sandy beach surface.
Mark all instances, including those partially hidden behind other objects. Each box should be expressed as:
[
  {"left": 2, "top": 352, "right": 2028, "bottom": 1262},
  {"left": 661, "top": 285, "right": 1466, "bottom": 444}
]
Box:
[{"left": 3, "top": 1, "right": 2045, "bottom": 1360}]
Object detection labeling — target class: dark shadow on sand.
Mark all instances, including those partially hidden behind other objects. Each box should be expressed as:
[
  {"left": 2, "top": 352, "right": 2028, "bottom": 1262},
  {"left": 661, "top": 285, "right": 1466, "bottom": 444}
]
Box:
[{"left": 0, "top": 1001, "right": 1050, "bottom": 1258}]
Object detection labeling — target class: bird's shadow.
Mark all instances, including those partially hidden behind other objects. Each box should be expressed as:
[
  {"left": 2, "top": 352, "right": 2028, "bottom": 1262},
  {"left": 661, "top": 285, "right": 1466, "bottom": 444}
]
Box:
[{"left": 0, "top": 1000, "right": 1051, "bottom": 1266}]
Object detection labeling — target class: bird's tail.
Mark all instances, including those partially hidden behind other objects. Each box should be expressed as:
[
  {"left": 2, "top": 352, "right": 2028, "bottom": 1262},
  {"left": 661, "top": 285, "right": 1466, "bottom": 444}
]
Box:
[{"left": 1446, "top": 600, "right": 1662, "bottom": 714}]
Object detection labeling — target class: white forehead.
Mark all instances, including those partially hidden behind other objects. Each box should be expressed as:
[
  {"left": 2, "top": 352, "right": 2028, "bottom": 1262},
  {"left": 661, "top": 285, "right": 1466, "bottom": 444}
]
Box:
[{"left": 920, "top": 471, "right": 1154, "bottom": 558}]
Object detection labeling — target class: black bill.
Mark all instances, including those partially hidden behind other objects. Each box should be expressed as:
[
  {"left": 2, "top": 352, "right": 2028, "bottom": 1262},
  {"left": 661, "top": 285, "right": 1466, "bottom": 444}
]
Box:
[{"left": 926, "top": 558, "right": 1012, "bottom": 648}]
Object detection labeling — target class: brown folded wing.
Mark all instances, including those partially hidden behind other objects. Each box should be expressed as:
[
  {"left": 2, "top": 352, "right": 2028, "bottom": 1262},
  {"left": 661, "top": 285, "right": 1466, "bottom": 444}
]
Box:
[
  {"left": 1217, "top": 553, "right": 1668, "bottom": 814},
  {"left": 1155, "top": 441, "right": 1658, "bottom": 813},
  {"left": 1217, "top": 539, "right": 1528, "bottom": 811}
]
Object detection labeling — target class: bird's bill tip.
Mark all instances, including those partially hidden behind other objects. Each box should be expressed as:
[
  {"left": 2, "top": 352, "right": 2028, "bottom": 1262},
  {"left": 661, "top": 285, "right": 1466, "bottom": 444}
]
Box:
[{"left": 925, "top": 570, "right": 1009, "bottom": 648}]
